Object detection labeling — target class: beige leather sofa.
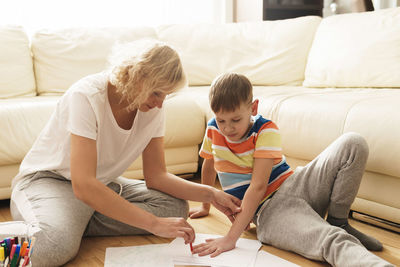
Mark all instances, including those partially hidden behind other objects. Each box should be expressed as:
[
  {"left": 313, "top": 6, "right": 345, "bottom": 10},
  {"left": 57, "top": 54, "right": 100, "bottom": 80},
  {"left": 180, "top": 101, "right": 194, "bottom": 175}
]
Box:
[{"left": 1, "top": 8, "right": 399, "bottom": 231}]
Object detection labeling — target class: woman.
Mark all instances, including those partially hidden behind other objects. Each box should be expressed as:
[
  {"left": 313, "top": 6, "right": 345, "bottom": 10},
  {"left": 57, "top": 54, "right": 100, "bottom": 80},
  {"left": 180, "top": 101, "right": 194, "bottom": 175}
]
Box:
[{"left": 10, "top": 40, "right": 241, "bottom": 266}]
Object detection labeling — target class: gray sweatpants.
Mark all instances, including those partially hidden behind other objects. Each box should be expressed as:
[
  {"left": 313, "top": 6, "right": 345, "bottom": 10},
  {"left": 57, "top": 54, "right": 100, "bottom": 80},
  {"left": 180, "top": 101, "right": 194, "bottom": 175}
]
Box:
[
  {"left": 10, "top": 174, "right": 188, "bottom": 267},
  {"left": 255, "top": 132, "right": 393, "bottom": 267}
]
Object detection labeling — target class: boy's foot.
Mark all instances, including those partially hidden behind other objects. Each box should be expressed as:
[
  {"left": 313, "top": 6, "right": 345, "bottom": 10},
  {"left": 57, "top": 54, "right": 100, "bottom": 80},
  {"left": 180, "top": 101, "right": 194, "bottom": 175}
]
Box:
[{"left": 327, "top": 215, "right": 383, "bottom": 251}]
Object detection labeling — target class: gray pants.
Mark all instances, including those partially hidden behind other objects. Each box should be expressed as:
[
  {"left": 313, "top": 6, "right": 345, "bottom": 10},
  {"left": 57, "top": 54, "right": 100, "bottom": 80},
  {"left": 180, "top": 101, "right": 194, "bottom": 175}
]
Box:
[
  {"left": 10, "top": 174, "right": 188, "bottom": 267},
  {"left": 255, "top": 133, "right": 393, "bottom": 267}
]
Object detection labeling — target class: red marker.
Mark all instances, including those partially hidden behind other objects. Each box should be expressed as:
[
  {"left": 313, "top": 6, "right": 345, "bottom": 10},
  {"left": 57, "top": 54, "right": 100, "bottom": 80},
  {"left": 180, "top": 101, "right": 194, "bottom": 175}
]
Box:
[{"left": 190, "top": 242, "right": 193, "bottom": 252}]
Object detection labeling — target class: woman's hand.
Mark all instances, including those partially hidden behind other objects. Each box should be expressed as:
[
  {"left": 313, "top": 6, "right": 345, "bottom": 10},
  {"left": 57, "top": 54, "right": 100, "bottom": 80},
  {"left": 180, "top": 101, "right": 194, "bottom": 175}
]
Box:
[
  {"left": 211, "top": 189, "right": 242, "bottom": 223},
  {"left": 189, "top": 203, "right": 210, "bottom": 219},
  {"left": 192, "top": 236, "right": 236, "bottom": 257},
  {"left": 150, "top": 217, "right": 195, "bottom": 244}
]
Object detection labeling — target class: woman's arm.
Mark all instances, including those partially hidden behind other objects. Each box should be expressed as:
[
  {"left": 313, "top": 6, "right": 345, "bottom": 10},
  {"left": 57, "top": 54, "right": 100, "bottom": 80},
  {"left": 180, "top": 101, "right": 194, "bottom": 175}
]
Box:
[
  {"left": 192, "top": 157, "right": 274, "bottom": 257},
  {"left": 143, "top": 137, "right": 241, "bottom": 218},
  {"left": 70, "top": 133, "right": 195, "bottom": 242},
  {"left": 189, "top": 158, "right": 217, "bottom": 218}
]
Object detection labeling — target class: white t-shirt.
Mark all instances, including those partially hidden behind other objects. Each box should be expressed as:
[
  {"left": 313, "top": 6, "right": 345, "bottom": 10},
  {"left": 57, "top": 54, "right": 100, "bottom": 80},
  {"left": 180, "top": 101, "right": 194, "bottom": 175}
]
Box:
[{"left": 13, "top": 72, "right": 165, "bottom": 187}]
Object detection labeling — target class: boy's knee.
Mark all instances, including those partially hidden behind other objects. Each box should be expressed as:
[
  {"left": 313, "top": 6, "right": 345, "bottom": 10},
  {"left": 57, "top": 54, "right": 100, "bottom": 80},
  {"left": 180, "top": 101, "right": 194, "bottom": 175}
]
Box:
[{"left": 342, "top": 132, "right": 369, "bottom": 156}]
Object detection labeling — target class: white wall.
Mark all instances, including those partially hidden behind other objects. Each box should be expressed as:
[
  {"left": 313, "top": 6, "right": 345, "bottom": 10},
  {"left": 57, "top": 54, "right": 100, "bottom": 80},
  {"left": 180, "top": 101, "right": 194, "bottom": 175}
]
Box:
[
  {"left": 234, "top": 0, "right": 263, "bottom": 22},
  {"left": 0, "top": 0, "right": 234, "bottom": 35}
]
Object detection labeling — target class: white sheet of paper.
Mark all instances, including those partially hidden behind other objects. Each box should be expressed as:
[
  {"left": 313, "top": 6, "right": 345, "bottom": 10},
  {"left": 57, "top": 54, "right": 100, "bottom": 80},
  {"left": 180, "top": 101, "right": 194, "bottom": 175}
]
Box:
[
  {"left": 254, "top": 250, "right": 300, "bottom": 267},
  {"left": 168, "top": 233, "right": 261, "bottom": 267},
  {"left": 105, "top": 244, "right": 173, "bottom": 267}
]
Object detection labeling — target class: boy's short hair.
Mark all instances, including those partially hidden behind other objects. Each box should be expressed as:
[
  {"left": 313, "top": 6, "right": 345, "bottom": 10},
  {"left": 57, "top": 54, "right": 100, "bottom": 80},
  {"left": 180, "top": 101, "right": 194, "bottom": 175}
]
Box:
[
  {"left": 209, "top": 73, "right": 253, "bottom": 113},
  {"left": 108, "top": 39, "right": 187, "bottom": 111}
]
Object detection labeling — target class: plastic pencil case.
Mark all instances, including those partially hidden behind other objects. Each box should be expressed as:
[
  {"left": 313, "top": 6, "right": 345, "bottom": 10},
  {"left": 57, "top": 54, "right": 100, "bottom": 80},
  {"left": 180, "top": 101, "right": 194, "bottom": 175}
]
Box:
[{"left": 0, "top": 221, "right": 33, "bottom": 266}]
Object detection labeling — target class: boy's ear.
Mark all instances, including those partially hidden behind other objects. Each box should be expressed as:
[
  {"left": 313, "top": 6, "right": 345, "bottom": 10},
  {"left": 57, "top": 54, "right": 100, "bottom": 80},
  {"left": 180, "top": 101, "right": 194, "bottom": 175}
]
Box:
[{"left": 251, "top": 99, "right": 259, "bottom": 116}]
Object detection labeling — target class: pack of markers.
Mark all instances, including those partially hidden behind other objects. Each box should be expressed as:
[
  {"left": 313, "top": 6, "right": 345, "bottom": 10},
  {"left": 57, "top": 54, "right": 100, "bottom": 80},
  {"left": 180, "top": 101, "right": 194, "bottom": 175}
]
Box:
[{"left": 0, "top": 221, "right": 35, "bottom": 267}]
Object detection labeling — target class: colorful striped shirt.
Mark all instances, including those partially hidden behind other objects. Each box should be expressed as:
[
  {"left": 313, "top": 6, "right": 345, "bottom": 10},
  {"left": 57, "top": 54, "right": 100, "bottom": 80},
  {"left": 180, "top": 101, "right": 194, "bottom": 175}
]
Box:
[{"left": 199, "top": 115, "right": 293, "bottom": 209}]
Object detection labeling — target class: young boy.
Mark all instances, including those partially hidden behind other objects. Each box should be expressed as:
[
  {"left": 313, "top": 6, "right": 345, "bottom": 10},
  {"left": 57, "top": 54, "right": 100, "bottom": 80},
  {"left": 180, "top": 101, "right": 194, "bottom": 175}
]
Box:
[{"left": 190, "top": 73, "right": 393, "bottom": 266}]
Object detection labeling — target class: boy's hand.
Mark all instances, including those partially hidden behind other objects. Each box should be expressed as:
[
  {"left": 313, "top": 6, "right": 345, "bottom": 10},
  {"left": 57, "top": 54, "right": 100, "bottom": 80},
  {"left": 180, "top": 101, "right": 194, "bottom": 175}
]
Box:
[
  {"left": 211, "top": 189, "right": 242, "bottom": 222},
  {"left": 192, "top": 236, "right": 236, "bottom": 257},
  {"left": 189, "top": 203, "right": 210, "bottom": 219}
]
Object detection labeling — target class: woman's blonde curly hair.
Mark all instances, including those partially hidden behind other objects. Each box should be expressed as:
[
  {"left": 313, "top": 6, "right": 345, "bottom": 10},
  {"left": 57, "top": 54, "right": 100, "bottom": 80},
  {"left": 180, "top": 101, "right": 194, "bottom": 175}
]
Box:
[{"left": 108, "top": 40, "right": 187, "bottom": 111}]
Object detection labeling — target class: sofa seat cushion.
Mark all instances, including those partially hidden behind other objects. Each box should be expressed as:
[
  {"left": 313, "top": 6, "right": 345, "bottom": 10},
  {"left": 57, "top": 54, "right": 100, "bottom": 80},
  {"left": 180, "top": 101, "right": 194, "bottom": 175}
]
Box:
[
  {"left": 124, "top": 95, "right": 205, "bottom": 179},
  {"left": 0, "top": 94, "right": 205, "bottom": 167},
  {"left": 177, "top": 86, "right": 214, "bottom": 121},
  {"left": 256, "top": 86, "right": 400, "bottom": 179},
  {"left": 0, "top": 96, "right": 59, "bottom": 165},
  {"left": 163, "top": 94, "right": 205, "bottom": 148},
  {"left": 0, "top": 25, "right": 36, "bottom": 98}
]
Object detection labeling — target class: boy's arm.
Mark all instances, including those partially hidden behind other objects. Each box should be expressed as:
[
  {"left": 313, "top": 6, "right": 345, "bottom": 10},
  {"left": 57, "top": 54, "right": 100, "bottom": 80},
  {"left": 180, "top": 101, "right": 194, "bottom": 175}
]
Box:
[
  {"left": 226, "top": 157, "right": 274, "bottom": 240},
  {"left": 193, "top": 157, "right": 274, "bottom": 257},
  {"left": 189, "top": 158, "right": 217, "bottom": 218}
]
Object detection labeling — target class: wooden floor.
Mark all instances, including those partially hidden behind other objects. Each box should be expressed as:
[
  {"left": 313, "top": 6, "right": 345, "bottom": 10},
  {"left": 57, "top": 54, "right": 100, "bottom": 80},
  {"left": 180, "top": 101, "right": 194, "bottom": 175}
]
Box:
[{"left": 0, "top": 178, "right": 399, "bottom": 266}]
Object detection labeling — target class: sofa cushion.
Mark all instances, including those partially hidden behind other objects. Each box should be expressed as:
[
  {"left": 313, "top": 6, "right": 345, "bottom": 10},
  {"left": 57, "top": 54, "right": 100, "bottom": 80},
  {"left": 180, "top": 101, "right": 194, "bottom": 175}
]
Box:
[
  {"left": 157, "top": 16, "right": 321, "bottom": 86},
  {"left": 255, "top": 86, "right": 400, "bottom": 179},
  {"left": 343, "top": 92, "right": 400, "bottom": 178},
  {"left": 304, "top": 7, "right": 400, "bottom": 88},
  {"left": 0, "top": 94, "right": 204, "bottom": 166},
  {"left": 0, "top": 96, "right": 58, "bottom": 165},
  {"left": 0, "top": 25, "right": 36, "bottom": 98},
  {"left": 163, "top": 95, "right": 205, "bottom": 148},
  {"left": 32, "top": 27, "right": 157, "bottom": 95}
]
